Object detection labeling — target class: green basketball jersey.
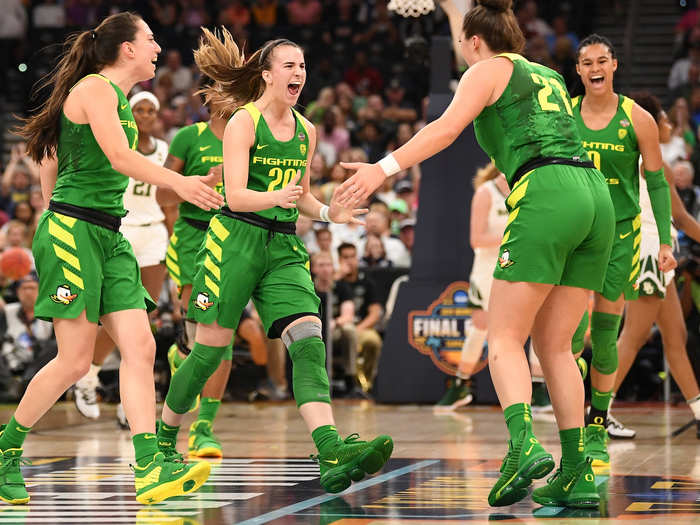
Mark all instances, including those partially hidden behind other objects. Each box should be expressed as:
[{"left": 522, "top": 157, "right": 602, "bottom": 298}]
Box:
[
  {"left": 229, "top": 102, "right": 310, "bottom": 223},
  {"left": 473, "top": 53, "right": 587, "bottom": 187},
  {"left": 169, "top": 122, "right": 225, "bottom": 222},
  {"left": 572, "top": 94, "right": 640, "bottom": 222},
  {"left": 54, "top": 74, "right": 136, "bottom": 217}
]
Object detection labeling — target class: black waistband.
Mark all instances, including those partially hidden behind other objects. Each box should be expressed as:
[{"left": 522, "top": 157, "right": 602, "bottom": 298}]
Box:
[
  {"left": 221, "top": 208, "right": 296, "bottom": 235},
  {"left": 511, "top": 156, "right": 595, "bottom": 187},
  {"left": 183, "top": 217, "right": 210, "bottom": 231},
  {"left": 49, "top": 201, "right": 121, "bottom": 232}
]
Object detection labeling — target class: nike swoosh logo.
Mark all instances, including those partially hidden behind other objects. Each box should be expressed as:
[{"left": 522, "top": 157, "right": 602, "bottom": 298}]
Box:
[
  {"left": 199, "top": 145, "right": 211, "bottom": 151},
  {"left": 563, "top": 479, "right": 574, "bottom": 492},
  {"left": 524, "top": 443, "right": 535, "bottom": 456},
  {"left": 619, "top": 231, "right": 632, "bottom": 239},
  {"left": 323, "top": 458, "right": 339, "bottom": 465},
  {"left": 144, "top": 435, "right": 156, "bottom": 440},
  {"left": 120, "top": 103, "right": 128, "bottom": 110},
  {"left": 257, "top": 144, "right": 269, "bottom": 150},
  {"left": 172, "top": 468, "right": 184, "bottom": 475},
  {"left": 16, "top": 427, "right": 29, "bottom": 433}
]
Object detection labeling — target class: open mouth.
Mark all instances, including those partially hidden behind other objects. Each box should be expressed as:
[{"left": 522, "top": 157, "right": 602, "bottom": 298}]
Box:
[
  {"left": 590, "top": 75, "right": 604, "bottom": 86},
  {"left": 288, "top": 82, "right": 301, "bottom": 96}
]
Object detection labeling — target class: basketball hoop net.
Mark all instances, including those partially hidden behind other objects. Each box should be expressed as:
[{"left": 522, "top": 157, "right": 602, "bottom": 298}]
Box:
[{"left": 388, "top": 0, "right": 436, "bottom": 18}]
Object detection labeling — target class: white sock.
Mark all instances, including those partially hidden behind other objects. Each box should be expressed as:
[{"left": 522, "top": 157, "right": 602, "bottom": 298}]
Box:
[
  {"left": 87, "top": 363, "right": 101, "bottom": 379},
  {"left": 458, "top": 328, "right": 487, "bottom": 379},
  {"left": 688, "top": 394, "right": 700, "bottom": 420}
]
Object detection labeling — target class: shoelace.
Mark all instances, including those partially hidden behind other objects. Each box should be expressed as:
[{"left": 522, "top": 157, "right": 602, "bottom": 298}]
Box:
[
  {"left": 1, "top": 455, "right": 31, "bottom": 475},
  {"left": 78, "top": 385, "right": 98, "bottom": 405},
  {"left": 309, "top": 433, "right": 367, "bottom": 464}
]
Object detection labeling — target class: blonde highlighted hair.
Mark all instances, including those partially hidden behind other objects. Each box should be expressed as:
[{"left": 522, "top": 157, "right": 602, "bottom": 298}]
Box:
[{"left": 473, "top": 161, "right": 501, "bottom": 189}]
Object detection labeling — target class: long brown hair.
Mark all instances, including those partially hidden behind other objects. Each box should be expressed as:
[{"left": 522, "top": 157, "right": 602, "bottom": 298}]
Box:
[
  {"left": 462, "top": 0, "right": 525, "bottom": 54},
  {"left": 195, "top": 31, "right": 302, "bottom": 105},
  {"left": 17, "top": 12, "right": 142, "bottom": 162}
]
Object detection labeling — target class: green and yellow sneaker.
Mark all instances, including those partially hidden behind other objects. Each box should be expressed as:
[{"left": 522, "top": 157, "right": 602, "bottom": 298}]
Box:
[
  {"left": 155, "top": 420, "right": 183, "bottom": 463},
  {"left": 488, "top": 431, "right": 555, "bottom": 507},
  {"left": 188, "top": 420, "right": 223, "bottom": 458},
  {"left": 532, "top": 457, "right": 600, "bottom": 508},
  {"left": 132, "top": 452, "right": 210, "bottom": 505},
  {"left": 434, "top": 378, "right": 472, "bottom": 410},
  {"left": 167, "top": 344, "right": 199, "bottom": 413},
  {"left": 0, "top": 447, "right": 30, "bottom": 505},
  {"left": 312, "top": 433, "right": 393, "bottom": 494},
  {"left": 584, "top": 424, "right": 610, "bottom": 472}
]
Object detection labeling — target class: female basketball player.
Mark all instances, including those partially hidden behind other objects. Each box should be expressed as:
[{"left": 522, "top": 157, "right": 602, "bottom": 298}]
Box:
[
  {"left": 570, "top": 35, "right": 676, "bottom": 470},
  {"left": 613, "top": 92, "right": 700, "bottom": 438},
  {"left": 154, "top": 28, "right": 393, "bottom": 495},
  {"left": 155, "top": 32, "right": 243, "bottom": 459},
  {"left": 436, "top": 162, "right": 508, "bottom": 410},
  {"left": 1, "top": 13, "right": 222, "bottom": 505},
  {"left": 73, "top": 91, "right": 170, "bottom": 424},
  {"left": 339, "top": 0, "right": 614, "bottom": 508}
]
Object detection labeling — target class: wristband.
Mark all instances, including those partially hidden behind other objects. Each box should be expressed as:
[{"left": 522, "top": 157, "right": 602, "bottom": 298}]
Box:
[
  {"left": 319, "top": 205, "right": 331, "bottom": 222},
  {"left": 378, "top": 153, "right": 401, "bottom": 177}
]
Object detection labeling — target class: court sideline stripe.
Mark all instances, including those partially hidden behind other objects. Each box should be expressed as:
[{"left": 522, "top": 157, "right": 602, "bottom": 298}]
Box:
[{"left": 236, "top": 459, "right": 439, "bottom": 525}]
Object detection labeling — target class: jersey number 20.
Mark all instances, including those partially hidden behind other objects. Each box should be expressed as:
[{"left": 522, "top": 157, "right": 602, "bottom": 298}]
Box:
[
  {"left": 267, "top": 167, "right": 299, "bottom": 192},
  {"left": 531, "top": 74, "right": 573, "bottom": 116}
]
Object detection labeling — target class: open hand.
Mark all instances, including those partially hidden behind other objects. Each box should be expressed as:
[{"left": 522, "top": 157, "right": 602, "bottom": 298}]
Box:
[
  {"left": 329, "top": 185, "right": 368, "bottom": 225},
  {"left": 174, "top": 175, "right": 225, "bottom": 211},
  {"left": 274, "top": 170, "right": 303, "bottom": 209},
  {"left": 337, "top": 161, "right": 385, "bottom": 205}
]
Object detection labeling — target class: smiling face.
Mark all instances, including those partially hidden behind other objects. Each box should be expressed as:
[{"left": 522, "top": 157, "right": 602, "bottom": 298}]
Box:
[
  {"left": 126, "top": 19, "right": 161, "bottom": 81},
  {"left": 263, "top": 44, "right": 306, "bottom": 105},
  {"left": 576, "top": 42, "right": 617, "bottom": 96}
]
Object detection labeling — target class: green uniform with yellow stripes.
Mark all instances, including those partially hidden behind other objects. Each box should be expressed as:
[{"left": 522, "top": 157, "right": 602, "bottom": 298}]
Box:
[
  {"left": 33, "top": 74, "right": 154, "bottom": 323},
  {"left": 474, "top": 54, "right": 615, "bottom": 291},
  {"left": 190, "top": 102, "right": 319, "bottom": 337},
  {"left": 572, "top": 94, "right": 642, "bottom": 301},
  {"left": 166, "top": 123, "right": 225, "bottom": 289}
]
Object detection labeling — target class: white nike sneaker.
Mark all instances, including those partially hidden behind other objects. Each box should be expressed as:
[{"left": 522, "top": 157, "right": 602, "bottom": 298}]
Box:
[
  {"left": 73, "top": 366, "right": 100, "bottom": 419},
  {"left": 606, "top": 412, "right": 636, "bottom": 439},
  {"left": 116, "top": 403, "right": 129, "bottom": 430}
]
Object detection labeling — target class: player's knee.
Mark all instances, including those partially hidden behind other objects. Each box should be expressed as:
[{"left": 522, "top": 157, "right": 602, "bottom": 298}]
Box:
[
  {"left": 191, "top": 342, "right": 228, "bottom": 377},
  {"left": 72, "top": 357, "right": 94, "bottom": 382},
  {"left": 590, "top": 312, "right": 621, "bottom": 374},
  {"left": 284, "top": 321, "right": 330, "bottom": 407}
]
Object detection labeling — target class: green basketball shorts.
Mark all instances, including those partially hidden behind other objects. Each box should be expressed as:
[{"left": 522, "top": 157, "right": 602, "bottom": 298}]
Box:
[
  {"left": 600, "top": 215, "right": 641, "bottom": 302},
  {"left": 33, "top": 211, "right": 155, "bottom": 323},
  {"left": 166, "top": 217, "right": 208, "bottom": 291},
  {"left": 493, "top": 164, "right": 615, "bottom": 291},
  {"left": 189, "top": 214, "right": 320, "bottom": 337}
]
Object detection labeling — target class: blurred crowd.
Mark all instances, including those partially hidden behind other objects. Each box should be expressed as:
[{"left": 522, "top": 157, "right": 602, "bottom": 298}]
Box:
[{"left": 0, "top": 0, "right": 607, "bottom": 403}]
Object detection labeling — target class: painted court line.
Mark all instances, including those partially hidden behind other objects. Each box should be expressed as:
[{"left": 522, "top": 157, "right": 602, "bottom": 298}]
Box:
[{"left": 236, "top": 460, "right": 439, "bottom": 525}]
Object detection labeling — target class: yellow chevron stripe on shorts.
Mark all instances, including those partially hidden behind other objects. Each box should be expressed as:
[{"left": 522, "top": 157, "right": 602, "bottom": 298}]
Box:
[
  {"left": 506, "top": 207, "right": 520, "bottom": 228},
  {"left": 166, "top": 245, "right": 178, "bottom": 261},
  {"left": 53, "top": 213, "right": 77, "bottom": 228},
  {"left": 205, "top": 275, "right": 219, "bottom": 297},
  {"left": 166, "top": 257, "right": 180, "bottom": 277},
  {"left": 209, "top": 216, "right": 229, "bottom": 242},
  {"left": 629, "top": 261, "right": 640, "bottom": 282},
  {"left": 501, "top": 230, "right": 510, "bottom": 245},
  {"left": 204, "top": 254, "right": 220, "bottom": 280},
  {"left": 506, "top": 179, "right": 529, "bottom": 209},
  {"left": 62, "top": 267, "right": 84, "bottom": 290},
  {"left": 205, "top": 235, "right": 222, "bottom": 262},
  {"left": 48, "top": 219, "right": 76, "bottom": 249},
  {"left": 52, "top": 243, "right": 80, "bottom": 271}
]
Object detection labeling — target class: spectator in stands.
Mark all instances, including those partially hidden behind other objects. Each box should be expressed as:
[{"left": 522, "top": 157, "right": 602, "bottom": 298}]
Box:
[
  {"left": 306, "top": 86, "right": 336, "bottom": 124},
  {"left": 320, "top": 162, "right": 347, "bottom": 204},
  {"left": 318, "top": 107, "right": 351, "bottom": 167},
  {"left": 361, "top": 233, "right": 392, "bottom": 269},
  {"left": 546, "top": 15, "right": 579, "bottom": 54},
  {"left": 354, "top": 120, "right": 386, "bottom": 164},
  {"left": 669, "top": 41, "right": 700, "bottom": 96},
  {"left": 0, "top": 272, "right": 53, "bottom": 377},
  {"left": 399, "top": 217, "right": 415, "bottom": 259},
  {"left": 355, "top": 1, "right": 399, "bottom": 50},
  {"left": 0, "top": 221, "right": 34, "bottom": 270},
  {"left": 296, "top": 215, "right": 319, "bottom": 255},
  {"left": 155, "top": 49, "right": 192, "bottom": 96},
  {"left": 674, "top": 160, "right": 700, "bottom": 216},
  {"left": 1, "top": 144, "right": 37, "bottom": 215},
  {"left": 311, "top": 251, "right": 363, "bottom": 397},
  {"left": 308, "top": 153, "right": 326, "bottom": 185},
  {"left": 32, "top": 0, "right": 66, "bottom": 29},
  {"left": 322, "top": 0, "right": 360, "bottom": 57},
  {"left": 394, "top": 177, "right": 416, "bottom": 213},
  {"left": 359, "top": 210, "right": 410, "bottom": 268},
  {"left": 388, "top": 200, "right": 409, "bottom": 235},
  {"left": 383, "top": 78, "right": 418, "bottom": 124},
  {"left": 516, "top": 0, "right": 553, "bottom": 40},
  {"left": 551, "top": 36, "right": 578, "bottom": 90},
  {"left": 669, "top": 97, "right": 696, "bottom": 156},
  {"left": 286, "top": 0, "right": 322, "bottom": 26},
  {"left": 344, "top": 50, "right": 384, "bottom": 94},
  {"left": 337, "top": 242, "right": 383, "bottom": 392}
]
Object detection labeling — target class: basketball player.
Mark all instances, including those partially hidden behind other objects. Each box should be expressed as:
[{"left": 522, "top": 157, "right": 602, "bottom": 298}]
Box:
[
  {"left": 3, "top": 13, "right": 222, "bottom": 505},
  {"left": 569, "top": 35, "right": 676, "bottom": 471},
  {"left": 436, "top": 162, "right": 508, "bottom": 410},
  {"left": 153, "top": 28, "right": 393, "bottom": 494},
  {"left": 73, "top": 90, "right": 169, "bottom": 425},
  {"left": 339, "top": 0, "right": 614, "bottom": 508}
]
